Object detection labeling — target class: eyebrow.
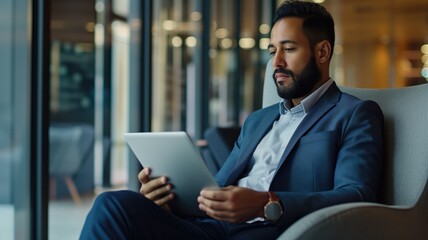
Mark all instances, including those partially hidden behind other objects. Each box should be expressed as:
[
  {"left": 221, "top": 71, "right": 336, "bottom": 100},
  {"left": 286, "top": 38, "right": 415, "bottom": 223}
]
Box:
[{"left": 268, "top": 40, "right": 298, "bottom": 49}]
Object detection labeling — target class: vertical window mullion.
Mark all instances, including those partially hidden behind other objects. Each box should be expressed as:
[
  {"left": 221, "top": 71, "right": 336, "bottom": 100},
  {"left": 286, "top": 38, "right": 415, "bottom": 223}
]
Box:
[{"left": 31, "top": 0, "right": 50, "bottom": 239}]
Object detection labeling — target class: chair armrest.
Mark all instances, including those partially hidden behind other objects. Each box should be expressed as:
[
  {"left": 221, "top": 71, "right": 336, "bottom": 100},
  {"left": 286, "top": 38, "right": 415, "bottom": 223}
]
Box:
[{"left": 278, "top": 202, "right": 428, "bottom": 240}]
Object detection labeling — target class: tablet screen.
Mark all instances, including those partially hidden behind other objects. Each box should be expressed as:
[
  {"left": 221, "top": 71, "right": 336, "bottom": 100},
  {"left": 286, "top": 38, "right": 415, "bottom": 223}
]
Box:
[{"left": 124, "top": 131, "right": 219, "bottom": 217}]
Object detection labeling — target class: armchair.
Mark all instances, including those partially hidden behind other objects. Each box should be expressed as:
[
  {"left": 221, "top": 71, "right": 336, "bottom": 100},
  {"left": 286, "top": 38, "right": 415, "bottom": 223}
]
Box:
[
  {"left": 49, "top": 123, "right": 95, "bottom": 204},
  {"left": 260, "top": 60, "right": 428, "bottom": 239}
]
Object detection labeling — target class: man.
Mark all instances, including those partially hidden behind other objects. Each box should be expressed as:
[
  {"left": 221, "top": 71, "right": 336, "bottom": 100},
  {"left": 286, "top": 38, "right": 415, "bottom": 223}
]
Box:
[{"left": 80, "top": 1, "right": 384, "bottom": 239}]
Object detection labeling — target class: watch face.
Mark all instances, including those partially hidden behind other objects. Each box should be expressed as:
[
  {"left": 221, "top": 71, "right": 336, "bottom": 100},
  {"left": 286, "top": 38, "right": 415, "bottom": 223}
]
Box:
[{"left": 265, "top": 201, "right": 283, "bottom": 221}]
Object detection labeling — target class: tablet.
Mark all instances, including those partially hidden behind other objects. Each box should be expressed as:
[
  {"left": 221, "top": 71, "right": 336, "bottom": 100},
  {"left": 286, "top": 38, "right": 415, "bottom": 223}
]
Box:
[{"left": 124, "top": 131, "right": 219, "bottom": 217}]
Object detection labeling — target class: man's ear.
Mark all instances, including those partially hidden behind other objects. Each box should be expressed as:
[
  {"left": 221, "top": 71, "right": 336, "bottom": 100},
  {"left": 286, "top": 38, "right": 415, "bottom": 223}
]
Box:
[{"left": 316, "top": 40, "right": 331, "bottom": 63}]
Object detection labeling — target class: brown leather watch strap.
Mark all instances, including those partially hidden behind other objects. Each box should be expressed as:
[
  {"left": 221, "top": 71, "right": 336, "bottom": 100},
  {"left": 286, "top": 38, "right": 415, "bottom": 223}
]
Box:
[{"left": 268, "top": 191, "right": 279, "bottom": 202}]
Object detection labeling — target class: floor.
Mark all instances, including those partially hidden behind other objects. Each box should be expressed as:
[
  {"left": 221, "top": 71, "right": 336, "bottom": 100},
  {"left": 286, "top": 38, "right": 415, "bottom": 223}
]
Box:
[
  {"left": 0, "top": 196, "right": 94, "bottom": 240},
  {"left": 0, "top": 205, "right": 14, "bottom": 240},
  {"left": 49, "top": 196, "right": 95, "bottom": 240}
]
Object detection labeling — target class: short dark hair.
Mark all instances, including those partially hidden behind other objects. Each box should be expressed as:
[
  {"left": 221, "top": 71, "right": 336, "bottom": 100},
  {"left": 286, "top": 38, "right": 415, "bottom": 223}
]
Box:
[{"left": 273, "top": 0, "right": 335, "bottom": 58}]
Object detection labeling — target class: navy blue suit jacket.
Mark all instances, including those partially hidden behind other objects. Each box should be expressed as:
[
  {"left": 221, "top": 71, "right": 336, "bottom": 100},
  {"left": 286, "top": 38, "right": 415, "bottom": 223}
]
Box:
[{"left": 215, "top": 82, "right": 384, "bottom": 231}]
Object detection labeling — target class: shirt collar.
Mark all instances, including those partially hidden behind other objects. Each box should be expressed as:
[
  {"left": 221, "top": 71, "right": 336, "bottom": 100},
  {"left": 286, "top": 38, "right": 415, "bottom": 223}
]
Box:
[{"left": 278, "top": 79, "right": 334, "bottom": 115}]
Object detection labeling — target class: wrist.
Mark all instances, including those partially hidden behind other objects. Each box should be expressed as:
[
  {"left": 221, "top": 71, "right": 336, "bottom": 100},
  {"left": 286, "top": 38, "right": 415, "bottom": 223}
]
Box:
[
  {"left": 258, "top": 192, "right": 270, "bottom": 218},
  {"left": 263, "top": 191, "right": 283, "bottom": 222}
]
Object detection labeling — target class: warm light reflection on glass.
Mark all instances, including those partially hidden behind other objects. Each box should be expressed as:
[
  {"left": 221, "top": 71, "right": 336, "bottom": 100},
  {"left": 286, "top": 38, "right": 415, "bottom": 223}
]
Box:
[
  {"left": 259, "top": 38, "right": 270, "bottom": 50},
  {"left": 422, "top": 55, "right": 428, "bottom": 65},
  {"left": 421, "top": 44, "right": 428, "bottom": 55},
  {"left": 313, "top": 0, "right": 325, "bottom": 3},
  {"left": 185, "top": 36, "right": 197, "bottom": 47},
  {"left": 95, "top": 1, "right": 105, "bottom": 12},
  {"left": 86, "top": 22, "right": 95, "bottom": 32},
  {"left": 215, "top": 28, "right": 228, "bottom": 39},
  {"left": 239, "top": 38, "right": 256, "bottom": 49},
  {"left": 112, "top": 21, "right": 129, "bottom": 38},
  {"left": 334, "top": 44, "right": 343, "bottom": 55},
  {"left": 220, "top": 38, "right": 233, "bottom": 49},
  {"left": 171, "top": 36, "right": 182, "bottom": 47},
  {"left": 259, "top": 24, "right": 270, "bottom": 34},
  {"left": 162, "top": 20, "right": 177, "bottom": 31},
  {"left": 191, "top": 12, "right": 202, "bottom": 21},
  {"left": 95, "top": 23, "right": 105, "bottom": 46}
]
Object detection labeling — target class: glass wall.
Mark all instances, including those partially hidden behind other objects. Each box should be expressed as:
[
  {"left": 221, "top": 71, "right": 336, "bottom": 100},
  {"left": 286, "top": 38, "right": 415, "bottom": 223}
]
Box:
[
  {"left": 151, "top": 0, "right": 205, "bottom": 135},
  {"left": 0, "top": 0, "right": 45, "bottom": 239},
  {"left": 149, "top": 0, "right": 275, "bottom": 133},
  {"left": 0, "top": 1, "right": 15, "bottom": 237},
  {"left": 49, "top": 0, "right": 96, "bottom": 239}
]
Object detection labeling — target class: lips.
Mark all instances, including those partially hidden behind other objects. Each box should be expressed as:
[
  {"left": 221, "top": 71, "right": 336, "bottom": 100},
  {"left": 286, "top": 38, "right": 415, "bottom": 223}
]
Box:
[
  {"left": 275, "top": 72, "right": 291, "bottom": 85},
  {"left": 275, "top": 72, "right": 290, "bottom": 79}
]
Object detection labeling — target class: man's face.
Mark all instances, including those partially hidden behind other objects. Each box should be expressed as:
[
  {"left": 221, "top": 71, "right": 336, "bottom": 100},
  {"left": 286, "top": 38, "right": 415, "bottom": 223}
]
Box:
[{"left": 268, "top": 17, "right": 321, "bottom": 100}]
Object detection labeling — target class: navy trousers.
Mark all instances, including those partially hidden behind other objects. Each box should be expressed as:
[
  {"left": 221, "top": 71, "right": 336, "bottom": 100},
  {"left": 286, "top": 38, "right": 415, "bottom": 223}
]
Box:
[{"left": 79, "top": 190, "right": 281, "bottom": 239}]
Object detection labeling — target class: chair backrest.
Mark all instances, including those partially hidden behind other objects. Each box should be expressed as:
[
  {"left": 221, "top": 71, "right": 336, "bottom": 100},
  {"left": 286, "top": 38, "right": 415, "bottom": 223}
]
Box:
[
  {"left": 262, "top": 59, "right": 282, "bottom": 108},
  {"left": 262, "top": 59, "right": 428, "bottom": 206}
]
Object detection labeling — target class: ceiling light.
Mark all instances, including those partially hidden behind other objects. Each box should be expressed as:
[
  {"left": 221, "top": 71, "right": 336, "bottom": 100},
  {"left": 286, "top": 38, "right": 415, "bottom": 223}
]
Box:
[
  {"left": 422, "top": 55, "right": 428, "bottom": 65},
  {"left": 162, "top": 20, "right": 177, "bottom": 31},
  {"left": 421, "top": 44, "right": 428, "bottom": 55},
  {"left": 259, "top": 24, "right": 270, "bottom": 35},
  {"left": 220, "top": 38, "right": 233, "bottom": 49},
  {"left": 185, "top": 36, "right": 197, "bottom": 48},
  {"left": 171, "top": 36, "right": 182, "bottom": 47},
  {"left": 334, "top": 44, "right": 343, "bottom": 55},
  {"left": 95, "top": 1, "right": 105, "bottom": 12},
  {"left": 191, "top": 12, "right": 202, "bottom": 21},
  {"left": 215, "top": 28, "right": 228, "bottom": 39},
  {"left": 239, "top": 38, "right": 256, "bottom": 49},
  {"left": 259, "top": 38, "right": 270, "bottom": 50}
]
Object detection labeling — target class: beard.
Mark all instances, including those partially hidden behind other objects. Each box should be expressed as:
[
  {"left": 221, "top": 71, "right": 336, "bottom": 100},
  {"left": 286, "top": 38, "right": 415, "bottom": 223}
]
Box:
[{"left": 272, "top": 55, "right": 321, "bottom": 100}]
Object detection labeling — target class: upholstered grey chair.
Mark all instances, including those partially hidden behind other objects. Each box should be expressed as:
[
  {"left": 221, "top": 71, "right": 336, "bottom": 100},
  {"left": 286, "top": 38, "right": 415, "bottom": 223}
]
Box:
[
  {"left": 49, "top": 124, "right": 95, "bottom": 205},
  {"left": 262, "top": 59, "right": 428, "bottom": 240}
]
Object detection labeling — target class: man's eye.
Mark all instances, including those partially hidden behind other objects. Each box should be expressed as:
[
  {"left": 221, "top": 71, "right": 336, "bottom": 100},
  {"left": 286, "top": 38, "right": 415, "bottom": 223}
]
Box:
[
  {"left": 284, "top": 48, "right": 295, "bottom": 52},
  {"left": 269, "top": 51, "right": 276, "bottom": 55}
]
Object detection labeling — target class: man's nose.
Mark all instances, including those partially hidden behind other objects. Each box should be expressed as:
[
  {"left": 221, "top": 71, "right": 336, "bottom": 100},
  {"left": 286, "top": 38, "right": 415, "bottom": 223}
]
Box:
[{"left": 272, "top": 52, "right": 286, "bottom": 69}]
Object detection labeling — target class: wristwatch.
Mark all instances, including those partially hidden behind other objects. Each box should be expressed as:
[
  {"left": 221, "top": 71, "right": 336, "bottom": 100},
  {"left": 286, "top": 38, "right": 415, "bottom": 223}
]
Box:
[{"left": 264, "top": 192, "right": 283, "bottom": 222}]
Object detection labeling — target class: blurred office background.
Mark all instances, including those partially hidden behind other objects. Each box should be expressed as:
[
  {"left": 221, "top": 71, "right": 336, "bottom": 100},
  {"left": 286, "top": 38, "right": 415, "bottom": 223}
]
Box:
[{"left": 0, "top": 0, "right": 427, "bottom": 239}]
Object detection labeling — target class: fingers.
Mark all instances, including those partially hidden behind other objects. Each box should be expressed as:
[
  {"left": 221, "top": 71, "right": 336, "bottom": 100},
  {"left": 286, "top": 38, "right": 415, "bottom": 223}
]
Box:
[
  {"left": 200, "top": 186, "right": 233, "bottom": 201},
  {"left": 154, "top": 192, "right": 174, "bottom": 206},
  {"left": 198, "top": 188, "right": 231, "bottom": 211},
  {"left": 198, "top": 197, "right": 229, "bottom": 211},
  {"left": 143, "top": 177, "right": 170, "bottom": 196},
  {"left": 198, "top": 186, "right": 263, "bottom": 223},
  {"left": 138, "top": 168, "right": 151, "bottom": 184},
  {"left": 140, "top": 176, "right": 168, "bottom": 193},
  {"left": 146, "top": 180, "right": 174, "bottom": 206},
  {"left": 198, "top": 197, "right": 238, "bottom": 222},
  {"left": 138, "top": 168, "right": 174, "bottom": 203}
]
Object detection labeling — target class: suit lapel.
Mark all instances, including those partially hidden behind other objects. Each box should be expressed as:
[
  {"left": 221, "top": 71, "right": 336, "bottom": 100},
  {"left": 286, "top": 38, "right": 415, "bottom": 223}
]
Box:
[
  {"left": 275, "top": 83, "right": 342, "bottom": 173},
  {"left": 242, "top": 106, "right": 279, "bottom": 160},
  {"left": 224, "top": 104, "right": 279, "bottom": 185}
]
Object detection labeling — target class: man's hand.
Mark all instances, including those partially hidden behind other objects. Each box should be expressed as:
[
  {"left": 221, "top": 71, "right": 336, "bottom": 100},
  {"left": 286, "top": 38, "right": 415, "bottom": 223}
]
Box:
[
  {"left": 138, "top": 167, "right": 173, "bottom": 210},
  {"left": 197, "top": 186, "right": 269, "bottom": 223}
]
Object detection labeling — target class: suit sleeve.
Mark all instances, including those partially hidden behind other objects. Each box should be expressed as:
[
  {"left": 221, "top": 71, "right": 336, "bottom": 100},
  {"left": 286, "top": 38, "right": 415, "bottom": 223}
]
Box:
[{"left": 275, "top": 100, "right": 384, "bottom": 231}]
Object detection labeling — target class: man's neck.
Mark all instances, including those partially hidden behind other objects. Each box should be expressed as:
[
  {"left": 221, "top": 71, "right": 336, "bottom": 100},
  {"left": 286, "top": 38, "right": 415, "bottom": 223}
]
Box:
[{"left": 290, "top": 76, "right": 331, "bottom": 107}]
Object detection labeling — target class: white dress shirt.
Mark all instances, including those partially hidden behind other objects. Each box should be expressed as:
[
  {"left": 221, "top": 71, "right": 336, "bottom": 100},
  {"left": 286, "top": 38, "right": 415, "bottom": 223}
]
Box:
[{"left": 237, "top": 79, "right": 333, "bottom": 191}]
